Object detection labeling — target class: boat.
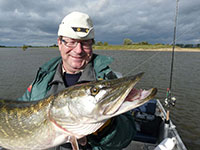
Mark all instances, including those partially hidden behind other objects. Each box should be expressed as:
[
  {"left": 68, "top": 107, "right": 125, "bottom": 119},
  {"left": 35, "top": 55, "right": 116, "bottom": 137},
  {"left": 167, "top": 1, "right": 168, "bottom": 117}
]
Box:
[{"left": 124, "top": 99, "right": 187, "bottom": 150}]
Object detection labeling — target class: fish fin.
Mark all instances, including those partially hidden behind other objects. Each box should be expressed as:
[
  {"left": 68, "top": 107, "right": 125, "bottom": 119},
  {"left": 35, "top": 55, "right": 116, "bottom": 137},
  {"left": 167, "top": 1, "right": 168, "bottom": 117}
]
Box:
[{"left": 67, "top": 136, "right": 79, "bottom": 150}]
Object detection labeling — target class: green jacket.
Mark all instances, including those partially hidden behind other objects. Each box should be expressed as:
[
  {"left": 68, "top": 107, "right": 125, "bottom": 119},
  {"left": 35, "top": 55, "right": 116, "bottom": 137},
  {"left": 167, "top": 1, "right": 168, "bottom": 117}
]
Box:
[
  {"left": 19, "top": 54, "right": 136, "bottom": 150},
  {"left": 19, "top": 54, "right": 117, "bottom": 101}
]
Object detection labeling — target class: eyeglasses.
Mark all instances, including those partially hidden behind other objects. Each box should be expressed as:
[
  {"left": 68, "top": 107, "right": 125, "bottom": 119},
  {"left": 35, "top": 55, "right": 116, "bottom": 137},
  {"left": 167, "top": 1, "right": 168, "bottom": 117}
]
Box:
[{"left": 61, "top": 39, "right": 93, "bottom": 49}]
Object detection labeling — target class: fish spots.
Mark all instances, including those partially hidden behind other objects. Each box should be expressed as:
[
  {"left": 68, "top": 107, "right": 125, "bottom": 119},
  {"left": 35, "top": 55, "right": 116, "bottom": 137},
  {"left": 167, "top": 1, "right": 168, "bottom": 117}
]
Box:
[
  {"left": 0, "top": 97, "right": 52, "bottom": 141},
  {"left": 0, "top": 127, "right": 9, "bottom": 137},
  {"left": 69, "top": 89, "right": 87, "bottom": 100}
]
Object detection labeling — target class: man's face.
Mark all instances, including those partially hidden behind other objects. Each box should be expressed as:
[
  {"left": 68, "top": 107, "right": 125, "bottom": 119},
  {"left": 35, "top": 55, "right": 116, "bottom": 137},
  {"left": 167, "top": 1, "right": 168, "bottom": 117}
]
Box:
[{"left": 58, "top": 37, "right": 93, "bottom": 74}]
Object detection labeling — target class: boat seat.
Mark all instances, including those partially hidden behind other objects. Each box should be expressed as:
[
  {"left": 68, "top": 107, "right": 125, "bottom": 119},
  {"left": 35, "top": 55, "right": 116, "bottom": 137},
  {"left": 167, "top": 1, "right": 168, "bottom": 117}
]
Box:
[
  {"left": 132, "top": 99, "right": 157, "bottom": 115},
  {"left": 132, "top": 99, "right": 162, "bottom": 144},
  {"left": 133, "top": 132, "right": 157, "bottom": 143}
]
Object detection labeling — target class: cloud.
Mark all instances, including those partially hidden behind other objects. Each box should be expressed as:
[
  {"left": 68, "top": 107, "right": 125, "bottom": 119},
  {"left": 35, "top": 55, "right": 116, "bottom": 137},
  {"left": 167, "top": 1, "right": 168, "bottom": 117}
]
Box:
[{"left": 0, "top": 0, "right": 200, "bottom": 46}]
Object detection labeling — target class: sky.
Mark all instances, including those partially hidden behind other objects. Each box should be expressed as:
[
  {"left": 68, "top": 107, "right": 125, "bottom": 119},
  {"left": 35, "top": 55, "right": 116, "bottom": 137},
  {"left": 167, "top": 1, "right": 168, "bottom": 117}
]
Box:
[{"left": 0, "top": 0, "right": 200, "bottom": 46}]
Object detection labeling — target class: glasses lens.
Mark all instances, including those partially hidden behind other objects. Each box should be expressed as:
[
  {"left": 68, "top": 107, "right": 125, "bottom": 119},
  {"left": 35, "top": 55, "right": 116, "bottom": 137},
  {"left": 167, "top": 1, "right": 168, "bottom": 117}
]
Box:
[
  {"left": 67, "top": 41, "right": 77, "bottom": 47},
  {"left": 62, "top": 40, "right": 76, "bottom": 48},
  {"left": 82, "top": 40, "right": 92, "bottom": 48},
  {"left": 62, "top": 39, "right": 92, "bottom": 49}
]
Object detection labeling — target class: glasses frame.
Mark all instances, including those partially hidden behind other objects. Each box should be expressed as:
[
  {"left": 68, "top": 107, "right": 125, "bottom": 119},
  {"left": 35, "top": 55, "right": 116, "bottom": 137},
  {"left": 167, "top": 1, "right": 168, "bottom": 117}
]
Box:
[{"left": 61, "top": 39, "right": 93, "bottom": 49}]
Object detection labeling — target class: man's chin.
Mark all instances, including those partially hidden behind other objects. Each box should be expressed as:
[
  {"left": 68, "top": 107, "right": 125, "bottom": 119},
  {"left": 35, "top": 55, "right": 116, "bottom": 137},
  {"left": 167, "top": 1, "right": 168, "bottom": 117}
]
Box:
[{"left": 70, "top": 64, "right": 85, "bottom": 72}]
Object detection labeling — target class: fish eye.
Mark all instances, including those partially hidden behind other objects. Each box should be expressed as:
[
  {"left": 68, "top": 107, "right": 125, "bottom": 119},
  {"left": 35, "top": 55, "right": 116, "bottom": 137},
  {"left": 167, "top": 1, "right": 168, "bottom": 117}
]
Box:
[{"left": 90, "top": 87, "right": 99, "bottom": 96}]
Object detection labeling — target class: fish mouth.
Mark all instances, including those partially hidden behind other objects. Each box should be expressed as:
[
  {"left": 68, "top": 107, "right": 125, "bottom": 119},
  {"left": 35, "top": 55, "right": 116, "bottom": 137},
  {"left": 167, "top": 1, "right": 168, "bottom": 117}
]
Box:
[{"left": 101, "top": 72, "right": 157, "bottom": 116}]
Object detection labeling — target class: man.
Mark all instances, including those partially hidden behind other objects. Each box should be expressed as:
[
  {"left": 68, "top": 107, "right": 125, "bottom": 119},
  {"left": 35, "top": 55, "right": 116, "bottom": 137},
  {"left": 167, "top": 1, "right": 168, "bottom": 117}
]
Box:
[{"left": 19, "top": 11, "right": 136, "bottom": 150}]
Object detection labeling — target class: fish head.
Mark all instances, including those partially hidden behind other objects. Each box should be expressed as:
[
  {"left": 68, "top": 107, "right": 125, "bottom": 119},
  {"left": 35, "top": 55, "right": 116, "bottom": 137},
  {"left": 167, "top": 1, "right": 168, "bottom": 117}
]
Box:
[{"left": 50, "top": 72, "right": 157, "bottom": 125}]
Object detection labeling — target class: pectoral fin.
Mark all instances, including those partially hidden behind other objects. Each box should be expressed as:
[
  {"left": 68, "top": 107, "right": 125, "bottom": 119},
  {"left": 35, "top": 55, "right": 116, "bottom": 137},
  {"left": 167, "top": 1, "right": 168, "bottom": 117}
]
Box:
[{"left": 67, "top": 136, "right": 79, "bottom": 150}]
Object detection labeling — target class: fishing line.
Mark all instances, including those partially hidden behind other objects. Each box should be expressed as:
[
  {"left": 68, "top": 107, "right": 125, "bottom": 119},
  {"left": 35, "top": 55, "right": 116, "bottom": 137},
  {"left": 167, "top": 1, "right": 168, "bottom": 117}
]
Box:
[
  {"left": 176, "top": 25, "right": 196, "bottom": 44},
  {"left": 125, "top": 0, "right": 180, "bottom": 91},
  {"left": 123, "top": 51, "right": 162, "bottom": 76},
  {"left": 123, "top": 0, "right": 185, "bottom": 108}
]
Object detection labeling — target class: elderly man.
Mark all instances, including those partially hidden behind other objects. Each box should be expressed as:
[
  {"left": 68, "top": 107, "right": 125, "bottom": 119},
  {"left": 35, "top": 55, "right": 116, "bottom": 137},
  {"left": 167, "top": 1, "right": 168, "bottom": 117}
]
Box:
[{"left": 19, "top": 11, "right": 136, "bottom": 150}]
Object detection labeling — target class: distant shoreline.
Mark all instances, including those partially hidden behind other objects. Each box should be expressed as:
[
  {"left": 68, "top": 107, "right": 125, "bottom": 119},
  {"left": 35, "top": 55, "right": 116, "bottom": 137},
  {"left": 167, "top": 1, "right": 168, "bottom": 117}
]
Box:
[
  {"left": 93, "top": 47, "right": 200, "bottom": 52},
  {"left": 1, "top": 46, "right": 200, "bottom": 52},
  {"left": 92, "top": 45, "right": 200, "bottom": 52},
  {"left": 111, "top": 48, "right": 200, "bottom": 52}
]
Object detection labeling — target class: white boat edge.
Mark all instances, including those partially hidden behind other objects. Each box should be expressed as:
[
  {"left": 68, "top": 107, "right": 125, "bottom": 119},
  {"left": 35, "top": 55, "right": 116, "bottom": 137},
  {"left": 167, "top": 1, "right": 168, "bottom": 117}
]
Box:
[{"left": 124, "top": 99, "right": 187, "bottom": 150}]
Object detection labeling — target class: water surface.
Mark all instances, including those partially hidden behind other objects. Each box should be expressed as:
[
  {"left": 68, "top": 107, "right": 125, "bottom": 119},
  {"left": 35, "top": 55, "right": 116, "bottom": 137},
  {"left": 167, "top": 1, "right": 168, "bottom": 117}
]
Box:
[{"left": 0, "top": 48, "right": 199, "bottom": 150}]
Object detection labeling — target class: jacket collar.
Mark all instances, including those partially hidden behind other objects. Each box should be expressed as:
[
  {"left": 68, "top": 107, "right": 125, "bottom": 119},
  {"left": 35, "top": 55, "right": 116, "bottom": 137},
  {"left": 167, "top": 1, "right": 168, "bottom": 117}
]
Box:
[
  {"left": 92, "top": 54, "right": 113, "bottom": 73},
  {"left": 44, "top": 53, "right": 114, "bottom": 86},
  {"left": 49, "top": 59, "right": 96, "bottom": 86},
  {"left": 40, "top": 54, "right": 113, "bottom": 74}
]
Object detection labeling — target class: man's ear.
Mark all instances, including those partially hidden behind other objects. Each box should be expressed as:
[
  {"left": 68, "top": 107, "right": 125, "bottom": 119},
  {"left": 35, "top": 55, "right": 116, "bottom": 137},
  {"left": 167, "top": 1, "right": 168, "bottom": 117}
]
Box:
[{"left": 57, "top": 37, "right": 62, "bottom": 51}]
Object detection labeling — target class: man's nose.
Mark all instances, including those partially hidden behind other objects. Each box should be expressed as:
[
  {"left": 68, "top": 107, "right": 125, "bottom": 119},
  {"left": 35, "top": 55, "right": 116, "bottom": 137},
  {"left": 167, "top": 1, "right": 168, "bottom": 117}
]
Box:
[{"left": 73, "top": 42, "right": 83, "bottom": 54}]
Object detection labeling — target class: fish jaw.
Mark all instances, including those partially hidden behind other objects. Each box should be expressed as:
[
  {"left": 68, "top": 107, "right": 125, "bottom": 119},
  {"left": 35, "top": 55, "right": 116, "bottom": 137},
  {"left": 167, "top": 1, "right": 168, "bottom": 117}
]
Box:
[
  {"left": 92, "top": 73, "right": 157, "bottom": 118},
  {"left": 106, "top": 88, "right": 157, "bottom": 117},
  {"left": 50, "top": 72, "right": 156, "bottom": 124}
]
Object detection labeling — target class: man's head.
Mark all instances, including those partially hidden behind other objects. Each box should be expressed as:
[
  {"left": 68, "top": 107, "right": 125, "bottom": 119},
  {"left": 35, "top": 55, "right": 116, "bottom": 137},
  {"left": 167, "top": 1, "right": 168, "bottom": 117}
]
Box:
[
  {"left": 57, "top": 11, "right": 94, "bottom": 74},
  {"left": 58, "top": 11, "right": 94, "bottom": 40}
]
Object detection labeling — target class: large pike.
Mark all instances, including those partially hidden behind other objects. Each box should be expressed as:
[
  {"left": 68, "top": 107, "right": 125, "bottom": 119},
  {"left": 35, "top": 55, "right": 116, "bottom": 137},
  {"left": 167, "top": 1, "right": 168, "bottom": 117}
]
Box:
[{"left": 0, "top": 72, "right": 157, "bottom": 150}]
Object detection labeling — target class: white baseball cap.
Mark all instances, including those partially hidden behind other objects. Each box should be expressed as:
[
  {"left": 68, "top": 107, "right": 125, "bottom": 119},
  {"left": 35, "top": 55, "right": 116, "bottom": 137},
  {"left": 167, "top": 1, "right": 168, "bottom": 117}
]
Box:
[{"left": 58, "top": 11, "right": 94, "bottom": 40}]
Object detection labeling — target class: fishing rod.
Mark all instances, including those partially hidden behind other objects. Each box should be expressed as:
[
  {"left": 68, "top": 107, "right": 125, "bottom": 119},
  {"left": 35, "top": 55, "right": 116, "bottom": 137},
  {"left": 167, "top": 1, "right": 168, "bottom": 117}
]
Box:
[
  {"left": 163, "top": 0, "right": 179, "bottom": 138},
  {"left": 165, "top": 0, "right": 179, "bottom": 109},
  {"left": 124, "top": 0, "right": 180, "bottom": 109}
]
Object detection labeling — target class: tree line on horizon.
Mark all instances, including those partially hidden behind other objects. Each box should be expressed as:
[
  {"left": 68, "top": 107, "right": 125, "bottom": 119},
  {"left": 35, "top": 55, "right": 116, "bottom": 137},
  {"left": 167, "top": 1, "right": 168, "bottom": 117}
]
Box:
[
  {"left": 1, "top": 38, "right": 200, "bottom": 48},
  {"left": 95, "top": 38, "right": 200, "bottom": 48}
]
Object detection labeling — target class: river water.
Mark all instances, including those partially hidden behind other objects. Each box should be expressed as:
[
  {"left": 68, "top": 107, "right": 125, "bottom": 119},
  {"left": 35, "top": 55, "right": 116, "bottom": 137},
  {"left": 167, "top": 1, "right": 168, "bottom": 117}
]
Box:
[{"left": 0, "top": 48, "right": 199, "bottom": 150}]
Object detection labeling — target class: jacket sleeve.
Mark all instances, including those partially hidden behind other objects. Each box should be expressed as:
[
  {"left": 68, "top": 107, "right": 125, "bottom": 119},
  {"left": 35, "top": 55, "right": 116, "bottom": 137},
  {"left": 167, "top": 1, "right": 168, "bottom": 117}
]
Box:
[{"left": 87, "top": 112, "right": 136, "bottom": 150}]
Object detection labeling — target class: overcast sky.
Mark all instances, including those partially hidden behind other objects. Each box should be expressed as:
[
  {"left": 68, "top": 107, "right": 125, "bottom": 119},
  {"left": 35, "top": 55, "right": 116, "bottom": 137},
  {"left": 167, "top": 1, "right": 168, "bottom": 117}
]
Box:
[{"left": 0, "top": 0, "right": 199, "bottom": 46}]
